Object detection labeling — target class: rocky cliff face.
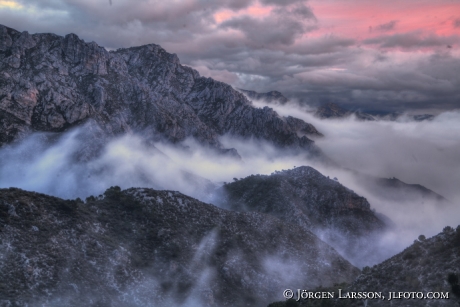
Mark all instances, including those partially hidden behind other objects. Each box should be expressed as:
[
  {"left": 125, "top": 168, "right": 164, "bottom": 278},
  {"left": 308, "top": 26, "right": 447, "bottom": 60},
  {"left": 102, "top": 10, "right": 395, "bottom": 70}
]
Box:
[
  {"left": 216, "top": 166, "right": 388, "bottom": 266},
  {"left": 0, "top": 24, "right": 322, "bottom": 158},
  {"left": 0, "top": 187, "right": 359, "bottom": 307}
]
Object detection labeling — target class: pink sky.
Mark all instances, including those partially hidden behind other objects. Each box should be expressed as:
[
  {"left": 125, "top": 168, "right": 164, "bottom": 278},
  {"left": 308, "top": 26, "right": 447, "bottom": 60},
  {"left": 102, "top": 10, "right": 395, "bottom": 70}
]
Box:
[
  {"left": 309, "top": 0, "right": 460, "bottom": 37},
  {"left": 213, "top": 0, "right": 460, "bottom": 42}
]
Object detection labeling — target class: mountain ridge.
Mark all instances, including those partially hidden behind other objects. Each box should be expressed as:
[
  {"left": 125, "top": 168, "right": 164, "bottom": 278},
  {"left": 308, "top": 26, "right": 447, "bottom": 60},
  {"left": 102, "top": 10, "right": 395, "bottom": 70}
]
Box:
[
  {"left": 0, "top": 186, "right": 360, "bottom": 307},
  {"left": 0, "top": 24, "right": 322, "bottom": 159}
]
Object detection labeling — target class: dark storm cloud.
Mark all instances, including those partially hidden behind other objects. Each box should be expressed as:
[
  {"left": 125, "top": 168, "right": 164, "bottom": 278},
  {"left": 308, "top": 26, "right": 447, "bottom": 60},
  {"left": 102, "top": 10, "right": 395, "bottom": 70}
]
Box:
[
  {"left": 0, "top": 0, "right": 255, "bottom": 48},
  {"left": 454, "top": 18, "right": 460, "bottom": 28},
  {"left": 374, "top": 20, "right": 398, "bottom": 32},
  {"left": 220, "top": 4, "right": 316, "bottom": 46},
  {"left": 260, "top": 0, "right": 307, "bottom": 5},
  {"left": 364, "top": 31, "right": 460, "bottom": 49}
]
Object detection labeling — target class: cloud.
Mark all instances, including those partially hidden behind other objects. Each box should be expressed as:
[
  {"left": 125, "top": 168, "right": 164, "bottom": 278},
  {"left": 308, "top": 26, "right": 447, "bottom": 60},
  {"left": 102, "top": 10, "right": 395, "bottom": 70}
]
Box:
[
  {"left": 247, "top": 99, "right": 460, "bottom": 263},
  {"left": 220, "top": 4, "right": 316, "bottom": 46},
  {"left": 1, "top": 102, "right": 460, "bottom": 268},
  {"left": 364, "top": 31, "right": 460, "bottom": 49},
  {"left": 374, "top": 20, "right": 398, "bottom": 32},
  {"left": 1, "top": 0, "right": 460, "bottom": 116},
  {"left": 260, "top": 0, "right": 307, "bottom": 6},
  {"left": 453, "top": 18, "right": 460, "bottom": 28}
]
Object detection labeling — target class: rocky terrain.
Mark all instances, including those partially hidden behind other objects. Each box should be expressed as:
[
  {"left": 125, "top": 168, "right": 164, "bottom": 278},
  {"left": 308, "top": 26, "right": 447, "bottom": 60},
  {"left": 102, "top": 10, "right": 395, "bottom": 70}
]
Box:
[
  {"left": 216, "top": 166, "right": 388, "bottom": 266},
  {"left": 0, "top": 24, "right": 322, "bottom": 160},
  {"left": 344, "top": 225, "right": 460, "bottom": 306},
  {"left": 268, "top": 225, "right": 460, "bottom": 306},
  {"left": 0, "top": 186, "right": 360, "bottom": 307}
]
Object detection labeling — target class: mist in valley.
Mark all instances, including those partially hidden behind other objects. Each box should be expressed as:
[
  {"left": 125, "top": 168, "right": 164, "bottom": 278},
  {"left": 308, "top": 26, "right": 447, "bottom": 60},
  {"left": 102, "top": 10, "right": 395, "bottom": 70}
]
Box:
[{"left": 1, "top": 105, "right": 459, "bottom": 266}]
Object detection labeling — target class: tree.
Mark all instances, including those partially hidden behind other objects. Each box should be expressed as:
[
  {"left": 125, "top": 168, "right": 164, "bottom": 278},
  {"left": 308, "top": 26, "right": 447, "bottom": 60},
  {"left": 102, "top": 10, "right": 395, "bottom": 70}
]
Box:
[{"left": 447, "top": 273, "right": 460, "bottom": 298}]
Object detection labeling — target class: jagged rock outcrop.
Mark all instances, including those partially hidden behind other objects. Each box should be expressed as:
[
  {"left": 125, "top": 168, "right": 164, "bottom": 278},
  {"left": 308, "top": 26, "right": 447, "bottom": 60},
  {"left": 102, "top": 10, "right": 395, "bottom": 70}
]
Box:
[
  {"left": 0, "top": 187, "right": 360, "bottom": 307},
  {"left": 216, "top": 166, "right": 387, "bottom": 266},
  {"left": 0, "top": 24, "right": 322, "bottom": 158}
]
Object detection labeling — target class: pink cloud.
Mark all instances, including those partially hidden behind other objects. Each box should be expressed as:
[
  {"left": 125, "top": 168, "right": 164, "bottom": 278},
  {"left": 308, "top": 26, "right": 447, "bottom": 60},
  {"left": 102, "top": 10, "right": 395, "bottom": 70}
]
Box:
[{"left": 307, "top": 0, "right": 460, "bottom": 39}]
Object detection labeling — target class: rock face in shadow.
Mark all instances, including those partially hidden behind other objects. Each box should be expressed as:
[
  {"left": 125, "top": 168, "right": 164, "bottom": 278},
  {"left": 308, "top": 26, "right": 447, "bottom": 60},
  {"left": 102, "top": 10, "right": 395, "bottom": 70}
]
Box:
[
  {"left": 0, "top": 187, "right": 359, "bottom": 307},
  {"left": 0, "top": 24, "right": 322, "bottom": 158},
  {"left": 217, "top": 166, "right": 387, "bottom": 266}
]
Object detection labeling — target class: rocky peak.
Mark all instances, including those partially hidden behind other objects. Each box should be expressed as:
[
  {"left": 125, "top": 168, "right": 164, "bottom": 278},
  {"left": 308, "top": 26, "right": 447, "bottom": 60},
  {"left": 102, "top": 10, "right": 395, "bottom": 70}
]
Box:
[
  {"left": 0, "top": 24, "right": 322, "bottom": 159},
  {"left": 217, "top": 165, "right": 388, "bottom": 266}
]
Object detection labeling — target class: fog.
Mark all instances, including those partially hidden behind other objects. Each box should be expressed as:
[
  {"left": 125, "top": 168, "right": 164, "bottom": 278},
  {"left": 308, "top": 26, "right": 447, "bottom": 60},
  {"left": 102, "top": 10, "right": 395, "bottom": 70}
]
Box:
[
  {"left": 250, "top": 98, "right": 460, "bottom": 263},
  {"left": 0, "top": 103, "right": 459, "bottom": 269}
]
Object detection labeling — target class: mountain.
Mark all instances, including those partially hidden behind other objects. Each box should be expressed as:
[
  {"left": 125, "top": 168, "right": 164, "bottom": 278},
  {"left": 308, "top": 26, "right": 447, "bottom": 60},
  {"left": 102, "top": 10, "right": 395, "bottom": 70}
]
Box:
[
  {"left": 342, "top": 226, "right": 460, "bottom": 306},
  {"left": 216, "top": 166, "right": 388, "bottom": 266},
  {"left": 0, "top": 186, "right": 360, "bottom": 307},
  {"left": 355, "top": 175, "right": 448, "bottom": 204},
  {"left": 268, "top": 226, "right": 460, "bottom": 306},
  {"left": 314, "top": 103, "right": 376, "bottom": 121},
  {"left": 383, "top": 112, "right": 435, "bottom": 122},
  {"left": 0, "top": 24, "right": 322, "bottom": 159},
  {"left": 238, "top": 89, "right": 289, "bottom": 104}
]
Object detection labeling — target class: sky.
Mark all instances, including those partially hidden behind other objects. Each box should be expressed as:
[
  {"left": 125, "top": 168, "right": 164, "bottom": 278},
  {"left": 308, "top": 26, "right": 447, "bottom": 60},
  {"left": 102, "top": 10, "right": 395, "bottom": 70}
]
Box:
[{"left": 1, "top": 0, "right": 459, "bottom": 113}]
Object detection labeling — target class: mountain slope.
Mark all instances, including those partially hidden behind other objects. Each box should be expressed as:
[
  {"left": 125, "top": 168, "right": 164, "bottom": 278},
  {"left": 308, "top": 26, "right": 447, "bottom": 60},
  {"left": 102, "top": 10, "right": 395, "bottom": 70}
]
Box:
[
  {"left": 0, "top": 24, "right": 322, "bottom": 158},
  {"left": 268, "top": 226, "right": 460, "bottom": 307},
  {"left": 342, "top": 226, "right": 460, "bottom": 306},
  {"left": 0, "top": 187, "right": 359, "bottom": 307},
  {"left": 217, "top": 166, "right": 388, "bottom": 266}
]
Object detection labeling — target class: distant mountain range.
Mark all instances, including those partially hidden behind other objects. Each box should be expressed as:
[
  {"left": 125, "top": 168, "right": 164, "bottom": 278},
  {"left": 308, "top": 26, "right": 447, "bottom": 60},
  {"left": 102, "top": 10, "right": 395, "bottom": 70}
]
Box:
[
  {"left": 314, "top": 102, "right": 376, "bottom": 121},
  {"left": 237, "top": 87, "right": 436, "bottom": 122}
]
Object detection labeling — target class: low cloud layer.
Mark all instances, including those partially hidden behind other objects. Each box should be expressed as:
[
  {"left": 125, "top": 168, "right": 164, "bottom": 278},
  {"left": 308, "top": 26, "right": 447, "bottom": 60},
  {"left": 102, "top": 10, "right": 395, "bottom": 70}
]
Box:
[
  {"left": 0, "top": 104, "right": 459, "bottom": 267},
  {"left": 1, "top": 0, "right": 459, "bottom": 113},
  {"left": 251, "top": 100, "right": 460, "bottom": 246}
]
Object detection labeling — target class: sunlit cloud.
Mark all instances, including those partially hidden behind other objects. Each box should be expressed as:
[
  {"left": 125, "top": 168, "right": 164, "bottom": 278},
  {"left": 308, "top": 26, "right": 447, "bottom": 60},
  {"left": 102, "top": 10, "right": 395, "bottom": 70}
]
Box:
[{"left": 0, "top": 0, "right": 22, "bottom": 9}]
